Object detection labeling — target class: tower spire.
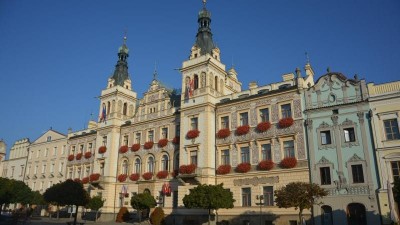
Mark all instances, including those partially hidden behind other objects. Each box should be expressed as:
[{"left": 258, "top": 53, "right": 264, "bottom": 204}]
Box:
[
  {"left": 195, "top": 0, "right": 216, "bottom": 56},
  {"left": 153, "top": 61, "right": 158, "bottom": 80},
  {"left": 111, "top": 35, "right": 130, "bottom": 86}
]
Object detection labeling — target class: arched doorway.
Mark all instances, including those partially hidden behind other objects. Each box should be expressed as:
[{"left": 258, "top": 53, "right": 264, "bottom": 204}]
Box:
[
  {"left": 347, "top": 203, "right": 366, "bottom": 225},
  {"left": 321, "top": 205, "right": 333, "bottom": 225}
]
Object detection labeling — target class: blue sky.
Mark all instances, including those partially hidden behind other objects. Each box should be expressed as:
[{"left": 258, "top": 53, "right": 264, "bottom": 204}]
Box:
[{"left": 0, "top": 0, "right": 399, "bottom": 157}]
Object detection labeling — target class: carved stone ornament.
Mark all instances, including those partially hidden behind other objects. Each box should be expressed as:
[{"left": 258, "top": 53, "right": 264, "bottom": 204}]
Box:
[
  {"left": 331, "top": 115, "right": 338, "bottom": 125},
  {"left": 317, "top": 156, "right": 332, "bottom": 165},
  {"left": 348, "top": 153, "right": 364, "bottom": 162},
  {"left": 342, "top": 118, "right": 355, "bottom": 126},
  {"left": 318, "top": 121, "right": 330, "bottom": 129}
]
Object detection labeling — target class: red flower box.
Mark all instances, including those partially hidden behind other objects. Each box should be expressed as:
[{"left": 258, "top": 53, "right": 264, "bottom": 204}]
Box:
[
  {"left": 68, "top": 154, "right": 74, "bottom": 161},
  {"left": 82, "top": 177, "right": 89, "bottom": 184},
  {"left": 280, "top": 157, "right": 297, "bottom": 168},
  {"left": 131, "top": 144, "right": 140, "bottom": 152},
  {"left": 172, "top": 136, "right": 180, "bottom": 145},
  {"left": 144, "top": 141, "right": 154, "bottom": 149},
  {"left": 186, "top": 130, "right": 200, "bottom": 139},
  {"left": 124, "top": 193, "right": 129, "bottom": 198},
  {"left": 118, "top": 174, "right": 127, "bottom": 182},
  {"left": 179, "top": 164, "right": 196, "bottom": 174},
  {"left": 217, "top": 128, "right": 231, "bottom": 139},
  {"left": 236, "top": 162, "right": 251, "bottom": 173},
  {"left": 98, "top": 146, "right": 107, "bottom": 154},
  {"left": 76, "top": 153, "right": 83, "bottom": 160},
  {"left": 119, "top": 145, "right": 128, "bottom": 153},
  {"left": 89, "top": 173, "right": 100, "bottom": 182},
  {"left": 156, "top": 170, "right": 169, "bottom": 179},
  {"left": 279, "top": 117, "right": 294, "bottom": 128},
  {"left": 256, "top": 121, "right": 271, "bottom": 132},
  {"left": 73, "top": 178, "right": 81, "bottom": 183},
  {"left": 84, "top": 152, "right": 92, "bottom": 159},
  {"left": 216, "top": 165, "right": 231, "bottom": 175},
  {"left": 129, "top": 173, "right": 140, "bottom": 181},
  {"left": 236, "top": 125, "right": 250, "bottom": 136},
  {"left": 158, "top": 139, "right": 168, "bottom": 148},
  {"left": 142, "top": 172, "right": 153, "bottom": 180},
  {"left": 171, "top": 169, "right": 179, "bottom": 178},
  {"left": 258, "top": 160, "right": 274, "bottom": 170}
]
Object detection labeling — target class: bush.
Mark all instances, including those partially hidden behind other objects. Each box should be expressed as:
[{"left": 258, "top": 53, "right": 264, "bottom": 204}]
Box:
[
  {"left": 116, "top": 207, "right": 130, "bottom": 222},
  {"left": 150, "top": 207, "right": 165, "bottom": 225}
]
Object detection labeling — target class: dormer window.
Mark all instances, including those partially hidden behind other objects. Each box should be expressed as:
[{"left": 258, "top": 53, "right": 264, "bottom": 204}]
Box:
[
  {"left": 47, "top": 136, "right": 51, "bottom": 142},
  {"left": 194, "top": 53, "right": 198, "bottom": 58}
]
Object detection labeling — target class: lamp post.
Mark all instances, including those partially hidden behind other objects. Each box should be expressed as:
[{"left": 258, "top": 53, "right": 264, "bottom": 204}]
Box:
[{"left": 256, "top": 195, "right": 264, "bottom": 225}]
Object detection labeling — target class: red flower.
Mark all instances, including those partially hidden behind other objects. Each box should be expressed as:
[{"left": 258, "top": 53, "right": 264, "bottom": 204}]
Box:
[
  {"left": 73, "top": 178, "right": 81, "bottom": 183},
  {"left": 158, "top": 139, "right": 168, "bottom": 148},
  {"left": 76, "top": 153, "right": 83, "bottom": 160},
  {"left": 279, "top": 117, "right": 294, "bottom": 128},
  {"left": 236, "top": 162, "right": 251, "bottom": 173},
  {"left": 179, "top": 164, "right": 196, "bottom": 174},
  {"left": 129, "top": 173, "right": 140, "bottom": 181},
  {"left": 124, "top": 193, "right": 129, "bottom": 198},
  {"left": 98, "top": 146, "right": 107, "bottom": 154},
  {"left": 156, "top": 170, "right": 169, "bottom": 179},
  {"left": 256, "top": 121, "right": 271, "bottom": 132},
  {"left": 89, "top": 173, "right": 100, "bottom": 182},
  {"left": 217, "top": 128, "right": 231, "bottom": 139},
  {"left": 84, "top": 152, "right": 92, "bottom": 159},
  {"left": 280, "top": 157, "right": 297, "bottom": 168},
  {"left": 258, "top": 160, "right": 274, "bottom": 170},
  {"left": 119, "top": 145, "right": 128, "bottom": 153},
  {"left": 172, "top": 136, "right": 180, "bottom": 145},
  {"left": 236, "top": 125, "right": 250, "bottom": 136},
  {"left": 186, "top": 130, "right": 200, "bottom": 139},
  {"left": 144, "top": 141, "right": 154, "bottom": 149},
  {"left": 68, "top": 154, "right": 74, "bottom": 161},
  {"left": 118, "top": 174, "right": 127, "bottom": 182},
  {"left": 131, "top": 144, "right": 140, "bottom": 152},
  {"left": 216, "top": 165, "right": 231, "bottom": 175},
  {"left": 142, "top": 172, "right": 153, "bottom": 180},
  {"left": 82, "top": 177, "right": 89, "bottom": 184},
  {"left": 171, "top": 169, "right": 179, "bottom": 178}
]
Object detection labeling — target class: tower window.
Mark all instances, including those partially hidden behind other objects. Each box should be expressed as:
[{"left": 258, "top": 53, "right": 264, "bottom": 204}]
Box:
[{"left": 344, "top": 128, "right": 356, "bottom": 142}]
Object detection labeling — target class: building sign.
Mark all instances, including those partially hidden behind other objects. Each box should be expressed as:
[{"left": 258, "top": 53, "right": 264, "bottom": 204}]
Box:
[{"left": 233, "top": 176, "right": 279, "bottom": 186}]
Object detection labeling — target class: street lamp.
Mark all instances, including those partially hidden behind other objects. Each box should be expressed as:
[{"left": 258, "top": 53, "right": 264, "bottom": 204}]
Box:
[{"left": 256, "top": 195, "right": 264, "bottom": 225}]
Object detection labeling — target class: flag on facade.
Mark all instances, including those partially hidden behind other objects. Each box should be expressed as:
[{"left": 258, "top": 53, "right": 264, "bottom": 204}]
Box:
[
  {"left": 189, "top": 78, "right": 194, "bottom": 97},
  {"left": 388, "top": 180, "right": 399, "bottom": 223},
  {"left": 100, "top": 106, "right": 106, "bottom": 123}
]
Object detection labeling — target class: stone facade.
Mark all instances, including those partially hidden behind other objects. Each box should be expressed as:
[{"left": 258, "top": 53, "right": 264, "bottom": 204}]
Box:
[
  {"left": 2, "top": 138, "right": 29, "bottom": 181},
  {"left": 304, "top": 73, "right": 380, "bottom": 225},
  {"left": 368, "top": 81, "right": 400, "bottom": 224}
]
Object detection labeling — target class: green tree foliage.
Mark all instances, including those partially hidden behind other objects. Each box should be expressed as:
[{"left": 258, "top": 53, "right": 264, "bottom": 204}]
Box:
[
  {"left": 274, "top": 182, "right": 328, "bottom": 223},
  {"left": 43, "top": 179, "right": 89, "bottom": 225},
  {"left": 150, "top": 207, "right": 165, "bottom": 225},
  {"left": 130, "top": 193, "right": 156, "bottom": 222},
  {"left": 30, "top": 191, "right": 46, "bottom": 205},
  {"left": 183, "top": 184, "right": 235, "bottom": 225},
  {"left": 392, "top": 178, "right": 400, "bottom": 204},
  {"left": 0, "top": 177, "right": 33, "bottom": 212},
  {"left": 87, "top": 195, "right": 105, "bottom": 211}
]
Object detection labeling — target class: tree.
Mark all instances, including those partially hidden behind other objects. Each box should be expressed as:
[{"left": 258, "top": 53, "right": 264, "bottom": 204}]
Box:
[
  {"left": 0, "top": 177, "right": 13, "bottom": 213},
  {"left": 183, "top": 183, "right": 235, "bottom": 225},
  {"left": 87, "top": 195, "right": 104, "bottom": 211},
  {"left": 30, "top": 191, "right": 46, "bottom": 205},
  {"left": 43, "top": 179, "right": 89, "bottom": 225},
  {"left": 130, "top": 192, "right": 156, "bottom": 223},
  {"left": 274, "top": 182, "right": 328, "bottom": 223},
  {"left": 0, "top": 178, "right": 33, "bottom": 213}
]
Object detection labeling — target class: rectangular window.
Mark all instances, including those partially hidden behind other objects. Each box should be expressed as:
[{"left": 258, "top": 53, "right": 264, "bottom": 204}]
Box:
[
  {"left": 320, "top": 167, "right": 331, "bottom": 185},
  {"left": 321, "top": 130, "right": 332, "bottom": 145},
  {"left": 351, "top": 164, "right": 364, "bottom": 183},
  {"left": 123, "top": 135, "right": 128, "bottom": 146},
  {"left": 37, "top": 150, "right": 40, "bottom": 158},
  {"left": 68, "top": 169, "right": 73, "bottom": 179},
  {"left": 384, "top": 119, "right": 400, "bottom": 140},
  {"left": 162, "top": 127, "right": 168, "bottom": 139},
  {"left": 242, "top": 188, "right": 251, "bottom": 206},
  {"left": 34, "top": 165, "right": 38, "bottom": 175},
  {"left": 261, "top": 144, "right": 272, "bottom": 160},
  {"left": 42, "top": 165, "right": 46, "bottom": 174},
  {"left": 344, "top": 128, "right": 356, "bottom": 142},
  {"left": 80, "top": 144, "right": 84, "bottom": 152},
  {"left": 191, "top": 117, "right": 198, "bottom": 130},
  {"left": 221, "top": 116, "right": 230, "bottom": 129},
  {"left": 100, "top": 162, "right": 105, "bottom": 176},
  {"left": 45, "top": 148, "right": 49, "bottom": 157},
  {"left": 20, "top": 166, "right": 24, "bottom": 176},
  {"left": 259, "top": 108, "right": 269, "bottom": 122},
  {"left": 263, "top": 186, "right": 274, "bottom": 206},
  {"left": 102, "top": 136, "right": 107, "bottom": 146},
  {"left": 391, "top": 161, "right": 400, "bottom": 180},
  {"left": 88, "top": 143, "right": 93, "bottom": 151},
  {"left": 29, "top": 151, "right": 33, "bottom": 159},
  {"left": 283, "top": 140, "right": 295, "bottom": 158},
  {"left": 135, "top": 133, "right": 141, "bottom": 144},
  {"left": 59, "top": 162, "right": 64, "bottom": 173},
  {"left": 53, "top": 147, "right": 57, "bottom": 156},
  {"left": 190, "top": 151, "right": 198, "bottom": 165},
  {"left": 62, "top": 145, "right": 66, "bottom": 155},
  {"left": 148, "top": 130, "right": 154, "bottom": 142},
  {"left": 239, "top": 112, "right": 249, "bottom": 126},
  {"left": 241, "top": 147, "right": 250, "bottom": 163},
  {"left": 50, "top": 164, "right": 54, "bottom": 173},
  {"left": 221, "top": 149, "right": 230, "bottom": 165},
  {"left": 281, "top": 104, "right": 292, "bottom": 118}
]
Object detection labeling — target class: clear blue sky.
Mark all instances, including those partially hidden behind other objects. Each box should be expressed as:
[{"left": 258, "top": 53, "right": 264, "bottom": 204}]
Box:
[{"left": 1, "top": 0, "right": 399, "bottom": 157}]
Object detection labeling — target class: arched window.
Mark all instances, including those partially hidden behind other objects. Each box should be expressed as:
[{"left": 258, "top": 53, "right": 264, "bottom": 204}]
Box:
[
  {"left": 194, "top": 75, "right": 199, "bottom": 90},
  {"left": 107, "top": 101, "right": 111, "bottom": 115},
  {"left": 161, "top": 155, "right": 169, "bottom": 171},
  {"left": 134, "top": 158, "right": 141, "bottom": 174},
  {"left": 147, "top": 156, "right": 154, "bottom": 173},
  {"left": 122, "top": 159, "right": 128, "bottom": 175},
  {"left": 123, "top": 103, "right": 127, "bottom": 116},
  {"left": 321, "top": 205, "right": 333, "bottom": 225},
  {"left": 215, "top": 76, "right": 218, "bottom": 91}
]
